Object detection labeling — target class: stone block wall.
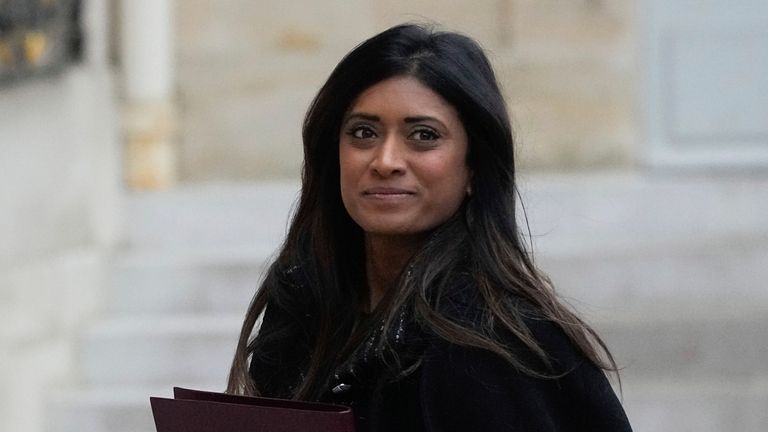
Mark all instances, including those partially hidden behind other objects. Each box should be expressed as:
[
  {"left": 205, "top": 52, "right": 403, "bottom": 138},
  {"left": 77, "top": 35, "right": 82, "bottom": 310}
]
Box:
[
  {"left": 499, "top": 0, "right": 637, "bottom": 169},
  {"left": 175, "top": 0, "right": 637, "bottom": 181}
]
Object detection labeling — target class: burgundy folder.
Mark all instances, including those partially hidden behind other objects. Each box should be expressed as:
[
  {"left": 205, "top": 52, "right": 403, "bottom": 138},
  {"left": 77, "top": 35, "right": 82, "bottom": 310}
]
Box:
[{"left": 150, "top": 387, "right": 356, "bottom": 432}]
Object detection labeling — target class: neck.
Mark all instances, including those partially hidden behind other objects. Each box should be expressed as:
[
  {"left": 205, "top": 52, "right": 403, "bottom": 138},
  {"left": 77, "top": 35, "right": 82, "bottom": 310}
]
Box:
[{"left": 364, "top": 234, "right": 422, "bottom": 312}]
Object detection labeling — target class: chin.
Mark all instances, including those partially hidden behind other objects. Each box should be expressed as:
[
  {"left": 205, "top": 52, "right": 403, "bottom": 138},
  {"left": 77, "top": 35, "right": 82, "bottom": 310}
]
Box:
[
  {"left": 363, "top": 223, "right": 437, "bottom": 240},
  {"left": 364, "top": 227, "right": 417, "bottom": 237},
  {"left": 357, "top": 221, "right": 416, "bottom": 236}
]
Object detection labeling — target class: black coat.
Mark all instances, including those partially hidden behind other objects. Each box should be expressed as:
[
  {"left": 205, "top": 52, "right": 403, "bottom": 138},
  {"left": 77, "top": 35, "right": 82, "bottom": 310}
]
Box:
[
  {"left": 249, "top": 271, "right": 633, "bottom": 432},
  {"left": 327, "top": 319, "right": 633, "bottom": 431}
]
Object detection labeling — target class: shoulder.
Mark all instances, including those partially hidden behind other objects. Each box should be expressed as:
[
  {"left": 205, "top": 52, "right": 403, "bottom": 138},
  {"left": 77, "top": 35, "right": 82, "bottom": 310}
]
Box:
[
  {"left": 418, "top": 330, "right": 629, "bottom": 431},
  {"left": 419, "top": 315, "right": 587, "bottom": 399},
  {"left": 432, "top": 272, "right": 587, "bottom": 371},
  {"left": 417, "top": 277, "right": 631, "bottom": 431}
]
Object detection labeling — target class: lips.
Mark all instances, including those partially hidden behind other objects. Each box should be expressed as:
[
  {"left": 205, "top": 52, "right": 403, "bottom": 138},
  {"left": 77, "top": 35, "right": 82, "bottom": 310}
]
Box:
[{"left": 363, "top": 187, "right": 415, "bottom": 196}]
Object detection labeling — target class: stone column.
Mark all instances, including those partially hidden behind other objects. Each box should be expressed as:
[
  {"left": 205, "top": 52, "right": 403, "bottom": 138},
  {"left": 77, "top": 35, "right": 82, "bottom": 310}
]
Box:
[{"left": 120, "top": 0, "right": 177, "bottom": 189}]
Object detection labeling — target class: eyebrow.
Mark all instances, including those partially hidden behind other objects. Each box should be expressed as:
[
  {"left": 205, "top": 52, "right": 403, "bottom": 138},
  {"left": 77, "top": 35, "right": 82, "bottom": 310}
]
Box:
[
  {"left": 404, "top": 116, "right": 440, "bottom": 124},
  {"left": 343, "top": 113, "right": 379, "bottom": 123},
  {"left": 343, "top": 112, "right": 443, "bottom": 125}
]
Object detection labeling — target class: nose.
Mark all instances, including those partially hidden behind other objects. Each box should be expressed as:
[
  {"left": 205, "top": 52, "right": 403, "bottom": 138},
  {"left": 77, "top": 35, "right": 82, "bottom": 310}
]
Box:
[{"left": 370, "top": 135, "right": 406, "bottom": 177}]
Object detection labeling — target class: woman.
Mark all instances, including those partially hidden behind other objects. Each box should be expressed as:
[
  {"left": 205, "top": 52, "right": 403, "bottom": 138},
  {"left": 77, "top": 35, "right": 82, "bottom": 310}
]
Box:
[{"left": 227, "top": 23, "right": 632, "bottom": 431}]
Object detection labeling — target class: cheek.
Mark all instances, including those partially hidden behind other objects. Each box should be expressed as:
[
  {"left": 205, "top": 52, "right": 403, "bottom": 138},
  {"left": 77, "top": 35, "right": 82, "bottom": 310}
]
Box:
[
  {"left": 338, "top": 148, "right": 361, "bottom": 209},
  {"left": 425, "top": 154, "right": 469, "bottom": 190},
  {"left": 444, "top": 170, "right": 470, "bottom": 204},
  {"left": 421, "top": 158, "right": 470, "bottom": 213}
]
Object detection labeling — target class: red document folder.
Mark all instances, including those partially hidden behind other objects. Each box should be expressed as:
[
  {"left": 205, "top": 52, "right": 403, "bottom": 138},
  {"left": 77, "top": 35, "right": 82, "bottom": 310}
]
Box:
[{"left": 150, "top": 387, "right": 356, "bottom": 432}]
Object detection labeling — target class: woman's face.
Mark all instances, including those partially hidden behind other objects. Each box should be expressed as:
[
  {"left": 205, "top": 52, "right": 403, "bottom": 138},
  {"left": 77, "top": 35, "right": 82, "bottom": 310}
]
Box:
[{"left": 339, "top": 75, "right": 470, "bottom": 241}]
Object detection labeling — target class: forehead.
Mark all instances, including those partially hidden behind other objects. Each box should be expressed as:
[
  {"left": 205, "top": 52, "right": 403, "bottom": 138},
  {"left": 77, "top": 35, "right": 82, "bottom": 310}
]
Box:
[{"left": 347, "top": 76, "right": 461, "bottom": 121}]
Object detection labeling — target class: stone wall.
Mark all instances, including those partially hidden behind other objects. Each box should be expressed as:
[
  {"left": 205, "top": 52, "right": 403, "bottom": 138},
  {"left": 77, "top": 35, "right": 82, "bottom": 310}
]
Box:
[{"left": 175, "top": 0, "right": 637, "bottom": 181}]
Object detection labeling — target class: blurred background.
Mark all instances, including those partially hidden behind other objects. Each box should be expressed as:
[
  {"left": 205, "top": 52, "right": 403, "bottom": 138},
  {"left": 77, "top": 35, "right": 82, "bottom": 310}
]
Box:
[{"left": 1, "top": 0, "right": 766, "bottom": 431}]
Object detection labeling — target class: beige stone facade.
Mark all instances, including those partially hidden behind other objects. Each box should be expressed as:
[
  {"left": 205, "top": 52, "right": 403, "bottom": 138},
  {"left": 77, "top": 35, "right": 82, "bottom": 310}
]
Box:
[{"left": 175, "top": 0, "right": 637, "bottom": 181}]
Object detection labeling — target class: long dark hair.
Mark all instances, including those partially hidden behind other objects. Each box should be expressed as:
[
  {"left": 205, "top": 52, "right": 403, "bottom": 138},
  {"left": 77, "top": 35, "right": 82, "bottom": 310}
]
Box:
[{"left": 227, "top": 23, "right": 619, "bottom": 399}]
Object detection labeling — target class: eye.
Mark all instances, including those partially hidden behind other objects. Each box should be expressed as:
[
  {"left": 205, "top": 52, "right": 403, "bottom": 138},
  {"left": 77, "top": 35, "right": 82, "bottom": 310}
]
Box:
[
  {"left": 409, "top": 128, "right": 440, "bottom": 141},
  {"left": 346, "top": 125, "right": 377, "bottom": 139}
]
